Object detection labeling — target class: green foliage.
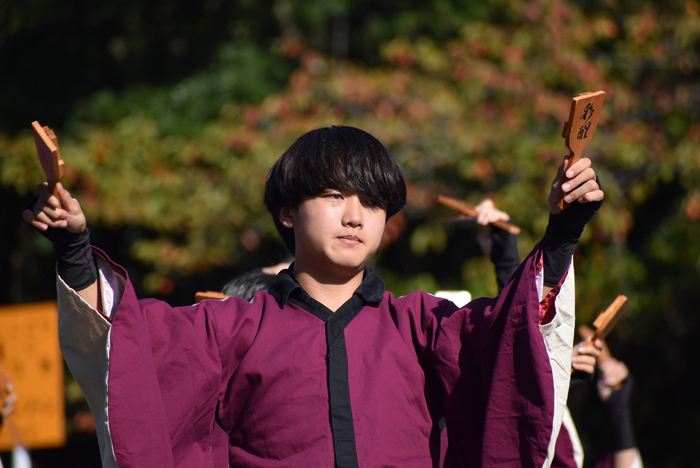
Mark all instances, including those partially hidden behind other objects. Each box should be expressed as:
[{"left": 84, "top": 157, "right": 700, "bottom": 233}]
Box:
[
  {"left": 3, "top": 0, "right": 699, "bottom": 306},
  {"left": 67, "top": 43, "right": 292, "bottom": 137}
]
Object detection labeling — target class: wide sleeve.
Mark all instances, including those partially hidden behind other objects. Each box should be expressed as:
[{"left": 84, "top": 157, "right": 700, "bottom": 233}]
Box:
[
  {"left": 57, "top": 247, "right": 261, "bottom": 468},
  {"left": 57, "top": 253, "right": 122, "bottom": 468},
  {"left": 431, "top": 243, "right": 575, "bottom": 468}
]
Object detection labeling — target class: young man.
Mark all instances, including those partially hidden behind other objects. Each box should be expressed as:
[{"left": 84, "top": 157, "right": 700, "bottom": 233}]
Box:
[{"left": 24, "top": 126, "right": 603, "bottom": 467}]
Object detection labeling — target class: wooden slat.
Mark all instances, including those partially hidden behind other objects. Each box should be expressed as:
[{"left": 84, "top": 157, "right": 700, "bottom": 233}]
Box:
[
  {"left": 195, "top": 291, "right": 230, "bottom": 303},
  {"left": 591, "top": 295, "right": 630, "bottom": 341},
  {"left": 572, "top": 295, "right": 630, "bottom": 378},
  {"left": 32, "top": 121, "right": 65, "bottom": 206},
  {"left": 437, "top": 195, "right": 521, "bottom": 235},
  {"left": 557, "top": 90, "right": 606, "bottom": 209}
]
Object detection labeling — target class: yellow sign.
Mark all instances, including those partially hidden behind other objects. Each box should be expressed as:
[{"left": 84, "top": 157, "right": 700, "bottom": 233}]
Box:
[{"left": 0, "top": 301, "right": 65, "bottom": 450}]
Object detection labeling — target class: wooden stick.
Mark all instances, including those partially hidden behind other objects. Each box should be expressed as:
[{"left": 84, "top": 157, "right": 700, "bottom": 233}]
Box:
[
  {"left": 437, "top": 195, "right": 521, "bottom": 235},
  {"left": 195, "top": 291, "right": 230, "bottom": 303},
  {"left": 557, "top": 90, "right": 606, "bottom": 210},
  {"left": 32, "top": 121, "right": 65, "bottom": 206},
  {"left": 571, "top": 295, "right": 630, "bottom": 377},
  {"left": 591, "top": 295, "right": 630, "bottom": 341}
]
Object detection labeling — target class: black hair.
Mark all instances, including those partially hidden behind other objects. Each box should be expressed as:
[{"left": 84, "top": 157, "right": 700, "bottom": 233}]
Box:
[
  {"left": 221, "top": 270, "right": 277, "bottom": 301},
  {"left": 264, "top": 125, "right": 407, "bottom": 254}
]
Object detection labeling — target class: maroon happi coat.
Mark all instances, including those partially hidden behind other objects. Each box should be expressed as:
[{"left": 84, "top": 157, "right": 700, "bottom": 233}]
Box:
[{"left": 59, "top": 244, "right": 569, "bottom": 468}]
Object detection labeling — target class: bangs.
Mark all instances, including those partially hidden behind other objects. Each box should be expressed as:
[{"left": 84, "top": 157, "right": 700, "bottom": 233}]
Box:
[
  {"left": 297, "top": 126, "right": 405, "bottom": 214},
  {"left": 265, "top": 125, "right": 407, "bottom": 253}
]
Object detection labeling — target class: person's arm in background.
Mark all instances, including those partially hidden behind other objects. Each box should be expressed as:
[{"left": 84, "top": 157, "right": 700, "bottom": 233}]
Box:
[
  {"left": 474, "top": 199, "right": 521, "bottom": 293},
  {"left": 0, "top": 369, "right": 16, "bottom": 428},
  {"left": 596, "top": 359, "right": 644, "bottom": 468}
]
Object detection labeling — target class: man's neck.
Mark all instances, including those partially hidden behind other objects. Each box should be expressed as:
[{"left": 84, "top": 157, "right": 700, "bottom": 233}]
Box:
[{"left": 293, "top": 264, "right": 364, "bottom": 313}]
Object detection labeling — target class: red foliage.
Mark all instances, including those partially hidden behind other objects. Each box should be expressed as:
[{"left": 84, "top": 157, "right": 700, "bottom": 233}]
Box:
[
  {"left": 687, "top": 197, "right": 700, "bottom": 221},
  {"left": 244, "top": 106, "right": 263, "bottom": 129},
  {"left": 473, "top": 158, "right": 494, "bottom": 180}
]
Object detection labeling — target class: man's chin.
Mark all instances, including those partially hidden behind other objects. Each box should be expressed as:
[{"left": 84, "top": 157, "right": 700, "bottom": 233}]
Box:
[
  {"left": 330, "top": 256, "right": 372, "bottom": 275},
  {"left": 333, "top": 260, "right": 367, "bottom": 273}
]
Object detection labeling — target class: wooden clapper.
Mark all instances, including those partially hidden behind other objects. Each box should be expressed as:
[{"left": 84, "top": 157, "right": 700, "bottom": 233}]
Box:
[
  {"left": 436, "top": 196, "right": 521, "bottom": 235},
  {"left": 32, "top": 121, "right": 65, "bottom": 206},
  {"left": 576, "top": 295, "right": 631, "bottom": 385},
  {"left": 195, "top": 291, "right": 230, "bottom": 303},
  {"left": 558, "top": 91, "right": 606, "bottom": 209},
  {"left": 588, "top": 295, "right": 630, "bottom": 342},
  {"left": 578, "top": 295, "right": 631, "bottom": 360},
  {"left": 575, "top": 295, "right": 630, "bottom": 374}
]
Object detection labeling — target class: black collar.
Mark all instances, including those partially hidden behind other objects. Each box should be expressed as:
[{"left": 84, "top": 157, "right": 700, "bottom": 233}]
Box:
[
  {"left": 268, "top": 263, "right": 385, "bottom": 320},
  {"left": 268, "top": 265, "right": 384, "bottom": 467}
]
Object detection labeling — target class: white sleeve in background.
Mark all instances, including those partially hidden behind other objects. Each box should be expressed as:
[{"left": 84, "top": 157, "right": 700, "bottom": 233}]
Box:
[
  {"left": 537, "top": 261, "right": 576, "bottom": 468},
  {"left": 57, "top": 256, "right": 125, "bottom": 468},
  {"left": 11, "top": 446, "right": 32, "bottom": 468},
  {"left": 631, "top": 451, "right": 644, "bottom": 468}
]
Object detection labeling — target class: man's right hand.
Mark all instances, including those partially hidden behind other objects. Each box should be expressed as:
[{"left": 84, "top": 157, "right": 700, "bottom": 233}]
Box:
[
  {"left": 23, "top": 182, "right": 100, "bottom": 309},
  {"left": 23, "top": 182, "right": 86, "bottom": 234}
]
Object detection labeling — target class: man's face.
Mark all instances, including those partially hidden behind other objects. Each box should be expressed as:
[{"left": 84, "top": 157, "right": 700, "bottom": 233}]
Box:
[{"left": 280, "top": 189, "right": 387, "bottom": 280}]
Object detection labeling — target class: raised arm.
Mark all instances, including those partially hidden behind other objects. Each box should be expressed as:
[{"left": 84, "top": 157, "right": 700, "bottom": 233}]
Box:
[
  {"left": 596, "top": 359, "right": 642, "bottom": 468},
  {"left": 23, "top": 182, "right": 101, "bottom": 310},
  {"left": 543, "top": 156, "right": 604, "bottom": 296}
]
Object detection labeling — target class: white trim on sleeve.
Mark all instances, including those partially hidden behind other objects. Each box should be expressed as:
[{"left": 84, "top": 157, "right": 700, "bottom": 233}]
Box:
[
  {"left": 57, "top": 257, "right": 121, "bottom": 468},
  {"left": 538, "top": 261, "right": 576, "bottom": 468}
]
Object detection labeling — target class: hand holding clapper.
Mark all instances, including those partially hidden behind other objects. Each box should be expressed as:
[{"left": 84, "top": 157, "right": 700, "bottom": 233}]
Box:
[
  {"left": 577, "top": 296, "right": 631, "bottom": 387},
  {"left": 558, "top": 91, "right": 606, "bottom": 210},
  {"left": 571, "top": 295, "right": 630, "bottom": 378},
  {"left": 437, "top": 195, "right": 521, "bottom": 235}
]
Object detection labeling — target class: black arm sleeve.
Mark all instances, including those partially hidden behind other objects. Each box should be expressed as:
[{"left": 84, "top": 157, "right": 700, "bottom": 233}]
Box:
[
  {"left": 569, "top": 369, "right": 594, "bottom": 389},
  {"left": 51, "top": 227, "right": 98, "bottom": 291},
  {"left": 490, "top": 221, "right": 521, "bottom": 293},
  {"left": 541, "top": 180, "right": 603, "bottom": 287},
  {"left": 602, "top": 375, "right": 637, "bottom": 451},
  {"left": 29, "top": 195, "right": 97, "bottom": 291}
]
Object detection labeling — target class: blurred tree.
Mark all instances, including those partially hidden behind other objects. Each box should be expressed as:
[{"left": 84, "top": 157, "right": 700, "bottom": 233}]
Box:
[{"left": 0, "top": 0, "right": 286, "bottom": 132}]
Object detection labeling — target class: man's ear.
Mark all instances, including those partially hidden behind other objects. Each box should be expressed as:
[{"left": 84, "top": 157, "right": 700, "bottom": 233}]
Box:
[{"left": 279, "top": 206, "right": 295, "bottom": 228}]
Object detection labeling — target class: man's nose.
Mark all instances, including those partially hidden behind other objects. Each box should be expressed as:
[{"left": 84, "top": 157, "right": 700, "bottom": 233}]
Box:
[{"left": 343, "top": 196, "right": 363, "bottom": 227}]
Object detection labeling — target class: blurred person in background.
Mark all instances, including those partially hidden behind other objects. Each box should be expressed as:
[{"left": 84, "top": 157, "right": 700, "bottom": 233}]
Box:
[{"left": 0, "top": 369, "right": 17, "bottom": 468}]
